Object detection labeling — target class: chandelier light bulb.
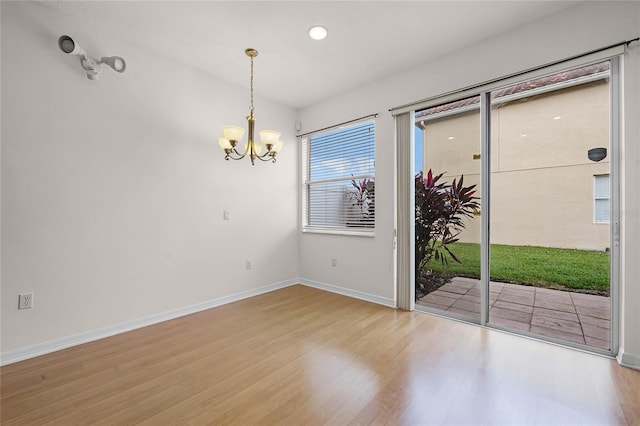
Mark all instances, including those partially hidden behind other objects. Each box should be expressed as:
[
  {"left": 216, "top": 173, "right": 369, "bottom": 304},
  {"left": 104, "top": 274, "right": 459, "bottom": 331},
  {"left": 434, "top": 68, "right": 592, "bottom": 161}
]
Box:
[
  {"left": 259, "top": 130, "right": 281, "bottom": 145},
  {"left": 271, "top": 140, "right": 284, "bottom": 153},
  {"left": 218, "top": 137, "right": 232, "bottom": 150},
  {"left": 222, "top": 125, "right": 245, "bottom": 142}
]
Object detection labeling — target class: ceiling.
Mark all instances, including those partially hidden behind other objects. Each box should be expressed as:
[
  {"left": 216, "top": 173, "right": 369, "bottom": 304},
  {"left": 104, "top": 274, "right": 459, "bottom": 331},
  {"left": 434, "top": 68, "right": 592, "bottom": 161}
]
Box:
[{"left": 43, "top": 1, "right": 581, "bottom": 110}]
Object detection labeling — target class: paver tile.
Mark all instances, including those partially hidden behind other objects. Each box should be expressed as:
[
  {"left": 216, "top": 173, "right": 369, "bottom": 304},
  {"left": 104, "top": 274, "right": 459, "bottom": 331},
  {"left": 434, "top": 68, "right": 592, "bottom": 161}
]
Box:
[
  {"left": 489, "top": 281, "right": 505, "bottom": 291},
  {"left": 447, "top": 307, "right": 481, "bottom": 318},
  {"left": 497, "top": 292, "right": 534, "bottom": 305},
  {"left": 533, "top": 298, "right": 576, "bottom": 313},
  {"left": 421, "top": 293, "right": 457, "bottom": 308},
  {"left": 570, "top": 292, "right": 609, "bottom": 302},
  {"left": 470, "top": 281, "right": 482, "bottom": 290},
  {"left": 585, "top": 336, "right": 610, "bottom": 350},
  {"left": 451, "top": 299, "right": 481, "bottom": 313},
  {"left": 490, "top": 306, "right": 532, "bottom": 323},
  {"left": 438, "top": 283, "right": 470, "bottom": 295},
  {"left": 489, "top": 315, "right": 530, "bottom": 331},
  {"left": 576, "top": 305, "right": 609, "bottom": 320},
  {"left": 466, "top": 288, "right": 480, "bottom": 296},
  {"left": 450, "top": 277, "right": 478, "bottom": 289},
  {"left": 530, "top": 325, "right": 585, "bottom": 345},
  {"left": 502, "top": 283, "right": 535, "bottom": 292},
  {"left": 418, "top": 283, "right": 611, "bottom": 351},
  {"left": 459, "top": 294, "right": 482, "bottom": 304},
  {"left": 534, "top": 290, "right": 572, "bottom": 304},
  {"left": 531, "top": 314, "right": 582, "bottom": 335},
  {"left": 501, "top": 287, "right": 535, "bottom": 296},
  {"left": 535, "top": 286, "right": 566, "bottom": 295},
  {"left": 493, "top": 300, "right": 534, "bottom": 314},
  {"left": 571, "top": 297, "right": 610, "bottom": 310},
  {"left": 465, "top": 288, "right": 501, "bottom": 298},
  {"left": 577, "top": 315, "right": 610, "bottom": 329},
  {"left": 533, "top": 307, "right": 579, "bottom": 323},
  {"left": 582, "top": 323, "right": 609, "bottom": 341},
  {"left": 431, "top": 290, "right": 463, "bottom": 300},
  {"left": 416, "top": 300, "right": 449, "bottom": 310}
]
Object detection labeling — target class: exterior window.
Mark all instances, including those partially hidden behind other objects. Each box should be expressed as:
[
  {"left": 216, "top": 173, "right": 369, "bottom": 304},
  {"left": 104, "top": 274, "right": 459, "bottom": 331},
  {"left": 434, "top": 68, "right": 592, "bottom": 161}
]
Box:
[
  {"left": 302, "top": 120, "right": 375, "bottom": 233},
  {"left": 594, "top": 174, "right": 610, "bottom": 223}
]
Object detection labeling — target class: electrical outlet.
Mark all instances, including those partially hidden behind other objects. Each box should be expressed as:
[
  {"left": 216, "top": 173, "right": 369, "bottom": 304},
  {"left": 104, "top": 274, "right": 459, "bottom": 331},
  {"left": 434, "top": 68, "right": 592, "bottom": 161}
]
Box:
[
  {"left": 245, "top": 260, "right": 252, "bottom": 270},
  {"left": 331, "top": 257, "right": 337, "bottom": 267},
  {"left": 18, "top": 293, "right": 33, "bottom": 310}
]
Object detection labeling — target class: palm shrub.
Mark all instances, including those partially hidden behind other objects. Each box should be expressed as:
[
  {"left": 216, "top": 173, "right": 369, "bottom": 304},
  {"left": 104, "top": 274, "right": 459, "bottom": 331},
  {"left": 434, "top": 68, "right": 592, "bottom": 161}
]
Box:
[
  {"left": 348, "top": 178, "right": 375, "bottom": 223},
  {"left": 415, "top": 170, "right": 479, "bottom": 283}
]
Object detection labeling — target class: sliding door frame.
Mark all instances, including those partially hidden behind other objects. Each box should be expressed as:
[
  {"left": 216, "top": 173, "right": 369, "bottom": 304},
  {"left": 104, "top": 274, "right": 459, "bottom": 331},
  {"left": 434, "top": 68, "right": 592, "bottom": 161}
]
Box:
[
  {"left": 395, "top": 49, "right": 624, "bottom": 356},
  {"left": 610, "top": 55, "right": 621, "bottom": 353}
]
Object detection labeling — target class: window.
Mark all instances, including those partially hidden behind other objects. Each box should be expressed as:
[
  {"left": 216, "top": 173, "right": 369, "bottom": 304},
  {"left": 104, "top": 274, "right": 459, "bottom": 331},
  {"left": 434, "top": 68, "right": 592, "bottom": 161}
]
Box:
[
  {"left": 302, "top": 119, "right": 375, "bottom": 234},
  {"left": 594, "top": 174, "right": 610, "bottom": 223}
]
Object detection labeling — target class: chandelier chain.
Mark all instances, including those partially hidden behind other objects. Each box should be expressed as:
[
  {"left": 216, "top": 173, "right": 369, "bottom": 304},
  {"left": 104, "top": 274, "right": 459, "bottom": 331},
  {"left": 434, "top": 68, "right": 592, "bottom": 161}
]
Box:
[{"left": 250, "top": 55, "right": 254, "bottom": 115}]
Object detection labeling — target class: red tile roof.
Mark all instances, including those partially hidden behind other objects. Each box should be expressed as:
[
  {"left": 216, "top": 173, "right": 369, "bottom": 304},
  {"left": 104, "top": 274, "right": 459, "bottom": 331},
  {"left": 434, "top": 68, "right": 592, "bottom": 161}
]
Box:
[{"left": 416, "top": 62, "right": 610, "bottom": 119}]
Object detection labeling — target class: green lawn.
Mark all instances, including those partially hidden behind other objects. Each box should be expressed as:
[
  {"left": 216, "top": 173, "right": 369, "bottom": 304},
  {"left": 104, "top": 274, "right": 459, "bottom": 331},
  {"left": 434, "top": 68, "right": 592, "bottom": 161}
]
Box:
[{"left": 425, "top": 243, "right": 610, "bottom": 293}]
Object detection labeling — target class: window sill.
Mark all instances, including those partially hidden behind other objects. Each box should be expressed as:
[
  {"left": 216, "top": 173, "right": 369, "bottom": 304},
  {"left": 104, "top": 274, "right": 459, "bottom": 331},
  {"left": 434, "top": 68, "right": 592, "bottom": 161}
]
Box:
[{"left": 302, "top": 227, "right": 375, "bottom": 237}]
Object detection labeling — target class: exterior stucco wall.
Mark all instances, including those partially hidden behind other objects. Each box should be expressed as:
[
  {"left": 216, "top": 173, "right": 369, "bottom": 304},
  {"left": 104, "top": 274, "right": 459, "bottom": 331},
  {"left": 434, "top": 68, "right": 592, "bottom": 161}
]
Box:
[{"left": 421, "top": 80, "right": 610, "bottom": 250}]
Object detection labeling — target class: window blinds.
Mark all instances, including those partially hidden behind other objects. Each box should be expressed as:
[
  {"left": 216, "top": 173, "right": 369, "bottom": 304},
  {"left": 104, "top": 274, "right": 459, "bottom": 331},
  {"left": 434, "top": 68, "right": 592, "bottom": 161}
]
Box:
[{"left": 302, "top": 120, "right": 375, "bottom": 232}]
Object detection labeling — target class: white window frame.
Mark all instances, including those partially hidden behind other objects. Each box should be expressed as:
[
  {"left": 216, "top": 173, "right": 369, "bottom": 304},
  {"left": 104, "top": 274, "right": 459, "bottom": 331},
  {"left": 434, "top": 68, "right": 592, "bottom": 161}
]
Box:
[
  {"left": 594, "top": 174, "right": 611, "bottom": 224},
  {"left": 301, "top": 119, "right": 376, "bottom": 236}
]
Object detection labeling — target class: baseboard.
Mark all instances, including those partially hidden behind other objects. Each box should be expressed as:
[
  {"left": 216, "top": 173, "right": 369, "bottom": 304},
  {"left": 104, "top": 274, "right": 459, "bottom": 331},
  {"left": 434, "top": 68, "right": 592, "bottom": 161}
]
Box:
[
  {"left": 1, "top": 278, "right": 395, "bottom": 366},
  {"left": 617, "top": 349, "right": 640, "bottom": 370},
  {"left": 299, "top": 278, "right": 396, "bottom": 308},
  {"left": 0, "top": 279, "right": 298, "bottom": 366}
]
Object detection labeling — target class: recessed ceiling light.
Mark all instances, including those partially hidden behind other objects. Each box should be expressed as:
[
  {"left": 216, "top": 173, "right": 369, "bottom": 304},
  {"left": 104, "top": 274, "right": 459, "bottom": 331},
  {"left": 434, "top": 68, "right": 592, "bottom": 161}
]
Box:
[
  {"left": 553, "top": 115, "right": 562, "bottom": 120},
  {"left": 309, "top": 25, "right": 328, "bottom": 41},
  {"left": 520, "top": 134, "right": 528, "bottom": 138},
  {"left": 447, "top": 136, "right": 455, "bottom": 140}
]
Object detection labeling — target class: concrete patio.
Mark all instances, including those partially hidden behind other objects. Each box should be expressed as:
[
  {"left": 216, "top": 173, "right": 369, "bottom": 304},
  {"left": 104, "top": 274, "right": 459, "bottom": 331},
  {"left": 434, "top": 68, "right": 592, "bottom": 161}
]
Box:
[{"left": 417, "top": 277, "right": 610, "bottom": 350}]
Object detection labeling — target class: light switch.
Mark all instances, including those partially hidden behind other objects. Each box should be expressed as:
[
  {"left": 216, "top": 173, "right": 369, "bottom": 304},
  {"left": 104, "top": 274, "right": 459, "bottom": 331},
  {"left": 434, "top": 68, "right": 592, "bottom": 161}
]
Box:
[{"left": 223, "top": 209, "right": 230, "bottom": 220}]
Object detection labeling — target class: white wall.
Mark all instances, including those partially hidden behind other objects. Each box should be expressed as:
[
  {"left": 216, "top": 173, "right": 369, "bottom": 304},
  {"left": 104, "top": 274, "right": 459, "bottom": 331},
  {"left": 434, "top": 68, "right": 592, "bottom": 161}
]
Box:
[
  {"left": 1, "top": 2, "right": 299, "bottom": 358},
  {"left": 298, "top": 1, "right": 640, "bottom": 365}
]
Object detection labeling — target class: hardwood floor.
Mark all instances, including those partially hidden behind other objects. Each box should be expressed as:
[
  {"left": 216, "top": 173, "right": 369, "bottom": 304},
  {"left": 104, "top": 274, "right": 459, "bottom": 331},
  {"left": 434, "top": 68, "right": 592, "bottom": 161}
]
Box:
[{"left": 1, "top": 285, "right": 639, "bottom": 425}]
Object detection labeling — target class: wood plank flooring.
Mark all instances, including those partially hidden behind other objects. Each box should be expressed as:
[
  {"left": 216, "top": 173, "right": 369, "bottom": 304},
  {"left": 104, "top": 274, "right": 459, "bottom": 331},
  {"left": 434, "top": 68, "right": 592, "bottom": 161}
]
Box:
[{"left": 2, "top": 285, "right": 639, "bottom": 425}]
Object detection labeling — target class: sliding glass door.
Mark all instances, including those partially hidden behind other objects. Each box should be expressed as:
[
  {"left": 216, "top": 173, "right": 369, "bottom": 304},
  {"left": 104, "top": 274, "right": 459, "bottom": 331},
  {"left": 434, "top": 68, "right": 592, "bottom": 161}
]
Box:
[
  {"left": 487, "top": 62, "right": 613, "bottom": 350},
  {"left": 412, "top": 59, "right": 617, "bottom": 352},
  {"left": 414, "top": 96, "right": 482, "bottom": 322}
]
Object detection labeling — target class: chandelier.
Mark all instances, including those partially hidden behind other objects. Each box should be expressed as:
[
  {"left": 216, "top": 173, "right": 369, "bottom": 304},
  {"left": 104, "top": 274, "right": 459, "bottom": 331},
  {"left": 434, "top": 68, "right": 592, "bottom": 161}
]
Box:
[{"left": 218, "top": 48, "right": 283, "bottom": 165}]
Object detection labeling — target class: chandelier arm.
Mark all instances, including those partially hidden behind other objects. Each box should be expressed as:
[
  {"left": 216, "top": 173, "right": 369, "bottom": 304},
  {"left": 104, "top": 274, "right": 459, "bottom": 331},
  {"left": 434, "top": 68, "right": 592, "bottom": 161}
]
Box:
[
  {"left": 254, "top": 153, "right": 277, "bottom": 162},
  {"left": 225, "top": 152, "right": 244, "bottom": 161},
  {"left": 230, "top": 145, "right": 250, "bottom": 160},
  {"left": 224, "top": 139, "right": 252, "bottom": 160}
]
